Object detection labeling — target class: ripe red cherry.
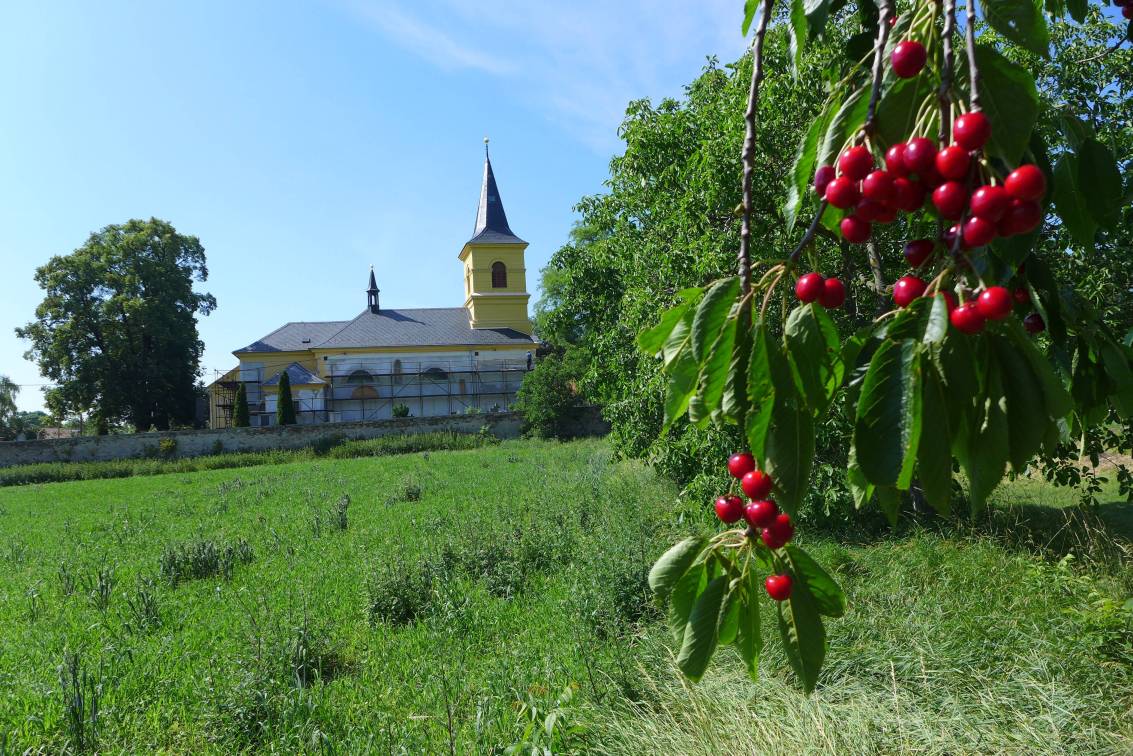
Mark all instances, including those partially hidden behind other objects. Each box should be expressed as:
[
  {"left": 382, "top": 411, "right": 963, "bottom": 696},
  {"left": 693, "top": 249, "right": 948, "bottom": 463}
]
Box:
[
  {"left": 969, "top": 185, "right": 1009, "bottom": 221},
  {"left": 893, "top": 276, "right": 927, "bottom": 308},
  {"left": 998, "top": 199, "right": 1042, "bottom": 236},
  {"left": 1024, "top": 313, "right": 1046, "bottom": 334},
  {"left": 795, "top": 273, "right": 825, "bottom": 303},
  {"left": 953, "top": 112, "right": 991, "bottom": 151},
  {"left": 824, "top": 176, "right": 861, "bottom": 209},
  {"left": 891, "top": 177, "right": 926, "bottom": 211},
  {"left": 814, "top": 165, "right": 836, "bottom": 196},
  {"left": 854, "top": 198, "right": 885, "bottom": 222},
  {"left": 744, "top": 498, "right": 779, "bottom": 528},
  {"left": 874, "top": 203, "right": 898, "bottom": 224},
  {"left": 1005, "top": 165, "right": 1046, "bottom": 201},
  {"left": 840, "top": 215, "right": 872, "bottom": 243},
  {"left": 885, "top": 143, "right": 908, "bottom": 176},
  {"left": 727, "top": 452, "right": 756, "bottom": 479},
  {"left": 862, "top": 170, "right": 895, "bottom": 202},
  {"left": 962, "top": 216, "right": 997, "bottom": 248},
  {"left": 760, "top": 527, "right": 786, "bottom": 550},
  {"left": 819, "top": 277, "right": 846, "bottom": 308},
  {"left": 932, "top": 181, "right": 969, "bottom": 220},
  {"left": 977, "top": 286, "right": 1013, "bottom": 320},
  {"left": 903, "top": 239, "right": 935, "bottom": 268},
  {"left": 769, "top": 513, "right": 794, "bottom": 544},
  {"left": 715, "top": 495, "right": 745, "bottom": 524},
  {"left": 950, "top": 302, "right": 986, "bottom": 334},
  {"left": 1012, "top": 287, "right": 1030, "bottom": 305},
  {"left": 741, "top": 469, "right": 774, "bottom": 500},
  {"left": 891, "top": 40, "right": 927, "bottom": 78},
  {"left": 942, "top": 223, "right": 961, "bottom": 249},
  {"left": 839, "top": 145, "right": 874, "bottom": 181},
  {"left": 935, "top": 145, "right": 971, "bottom": 180},
  {"left": 938, "top": 291, "right": 958, "bottom": 312},
  {"left": 765, "top": 574, "right": 793, "bottom": 601},
  {"left": 902, "top": 137, "right": 937, "bottom": 175}
]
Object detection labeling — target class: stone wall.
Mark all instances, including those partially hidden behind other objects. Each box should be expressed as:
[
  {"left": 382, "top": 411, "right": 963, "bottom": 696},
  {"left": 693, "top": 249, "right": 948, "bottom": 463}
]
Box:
[{"left": 0, "top": 413, "right": 526, "bottom": 468}]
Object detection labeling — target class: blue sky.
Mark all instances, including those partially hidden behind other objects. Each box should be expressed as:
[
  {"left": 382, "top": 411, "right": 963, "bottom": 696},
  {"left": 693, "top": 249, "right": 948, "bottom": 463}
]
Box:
[{"left": 0, "top": 0, "right": 745, "bottom": 412}]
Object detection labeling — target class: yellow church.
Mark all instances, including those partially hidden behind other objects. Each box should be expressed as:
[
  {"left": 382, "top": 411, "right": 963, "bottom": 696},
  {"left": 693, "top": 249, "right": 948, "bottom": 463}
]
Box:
[{"left": 208, "top": 144, "right": 537, "bottom": 428}]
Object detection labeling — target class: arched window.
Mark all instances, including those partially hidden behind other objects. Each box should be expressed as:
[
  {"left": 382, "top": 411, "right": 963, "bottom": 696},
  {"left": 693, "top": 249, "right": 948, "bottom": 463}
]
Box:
[
  {"left": 491, "top": 261, "right": 507, "bottom": 288},
  {"left": 347, "top": 369, "right": 372, "bottom": 384}
]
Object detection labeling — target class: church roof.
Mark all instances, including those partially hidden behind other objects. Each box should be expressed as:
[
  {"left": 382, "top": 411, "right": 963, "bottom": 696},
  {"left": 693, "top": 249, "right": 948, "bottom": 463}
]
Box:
[
  {"left": 263, "top": 362, "right": 326, "bottom": 386},
  {"left": 468, "top": 149, "right": 525, "bottom": 246},
  {"left": 237, "top": 308, "right": 534, "bottom": 354}
]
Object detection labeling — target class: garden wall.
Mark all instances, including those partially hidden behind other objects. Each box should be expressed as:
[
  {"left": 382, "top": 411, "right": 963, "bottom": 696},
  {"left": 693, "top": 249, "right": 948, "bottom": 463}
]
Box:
[{"left": 0, "top": 413, "right": 526, "bottom": 468}]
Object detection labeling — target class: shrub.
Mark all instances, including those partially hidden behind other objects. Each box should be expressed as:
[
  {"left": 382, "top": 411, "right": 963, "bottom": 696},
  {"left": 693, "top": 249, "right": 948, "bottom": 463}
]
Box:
[
  {"left": 365, "top": 552, "right": 445, "bottom": 626},
  {"left": 160, "top": 537, "right": 254, "bottom": 585},
  {"left": 158, "top": 437, "right": 177, "bottom": 458},
  {"left": 232, "top": 383, "right": 250, "bottom": 428},
  {"left": 391, "top": 403, "right": 410, "bottom": 418},
  {"left": 514, "top": 347, "right": 588, "bottom": 439},
  {"left": 275, "top": 372, "right": 296, "bottom": 426}
]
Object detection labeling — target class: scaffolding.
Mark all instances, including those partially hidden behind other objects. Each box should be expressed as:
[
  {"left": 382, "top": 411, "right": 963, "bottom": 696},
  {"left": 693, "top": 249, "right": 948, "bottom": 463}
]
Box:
[{"left": 209, "top": 357, "right": 531, "bottom": 429}]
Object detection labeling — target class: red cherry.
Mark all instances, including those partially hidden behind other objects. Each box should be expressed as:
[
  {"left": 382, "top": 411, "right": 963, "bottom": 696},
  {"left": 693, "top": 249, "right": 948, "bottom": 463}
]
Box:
[
  {"left": 715, "top": 495, "right": 744, "bottom": 524},
  {"left": 969, "top": 185, "right": 1009, "bottom": 221},
  {"left": 839, "top": 146, "right": 874, "bottom": 181},
  {"left": 903, "top": 137, "right": 937, "bottom": 175},
  {"left": 1124, "top": 5, "right": 1133, "bottom": 17},
  {"left": 935, "top": 145, "right": 971, "bottom": 180},
  {"left": 854, "top": 198, "right": 885, "bottom": 222},
  {"left": 891, "top": 40, "right": 927, "bottom": 78},
  {"left": 942, "top": 223, "right": 961, "bottom": 249},
  {"left": 903, "top": 239, "right": 935, "bottom": 268},
  {"left": 1024, "top": 313, "right": 1046, "bottom": 334},
  {"left": 918, "top": 163, "right": 943, "bottom": 188},
  {"left": 824, "top": 177, "right": 861, "bottom": 209},
  {"left": 1005, "top": 165, "right": 1046, "bottom": 201},
  {"left": 795, "top": 273, "right": 825, "bottom": 303},
  {"left": 769, "top": 513, "right": 794, "bottom": 545},
  {"left": 962, "top": 216, "right": 997, "bottom": 248},
  {"left": 888, "top": 14, "right": 898, "bottom": 26},
  {"left": 977, "top": 286, "right": 1013, "bottom": 320},
  {"left": 727, "top": 452, "right": 756, "bottom": 479},
  {"left": 953, "top": 112, "right": 991, "bottom": 151},
  {"left": 819, "top": 277, "right": 846, "bottom": 308},
  {"left": 765, "top": 574, "right": 793, "bottom": 601},
  {"left": 932, "top": 181, "right": 969, "bottom": 220},
  {"left": 939, "top": 291, "right": 958, "bottom": 312},
  {"left": 1012, "top": 287, "right": 1030, "bottom": 305},
  {"left": 760, "top": 527, "right": 786, "bottom": 550},
  {"left": 840, "top": 215, "right": 872, "bottom": 243},
  {"left": 814, "top": 165, "right": 836, "bottom": 196},
  {"left": 874, "top": 203, "right": 898, "bottom": 224},
  {"left": 862, "top": 170, "right": 895, "bottom": 202},
  {"left": 893, "top": 276, "right": 927, "bottom": 308},
  {"left": 998, "top": 199, "right": 1042, "bottom": 236},
  {"left": 885, "top": 143, "right": 908, "bottom": 176},
  {"left": 950, "top": 302, "right": 986, "bottom": 334},
  {"left": 891, "top": 177, "right": 927, "bottom": 212},
  {"left": 744, "top": 499, "right": 779, "bottom": 528},
  {"left": 741, "top": 469, "right": 774, "bottom": 499}
]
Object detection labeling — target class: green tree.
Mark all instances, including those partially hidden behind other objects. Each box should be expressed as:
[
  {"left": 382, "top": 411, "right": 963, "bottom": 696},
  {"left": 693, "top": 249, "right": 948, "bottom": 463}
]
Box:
[
  {"left": 232, "top": 383, "right": 250, "bottom": 428},
  {"left": 0, "top": 376, "right": 19, "bottom": 439},
  {"left": 276, "top": 371, "right": 296, "bottom": 426},
  {"left": 16, "top": 218, "right": 216, "bottom": 431},
  {"left": 515, "top": 348, "right": 588, "bottom": 438}
]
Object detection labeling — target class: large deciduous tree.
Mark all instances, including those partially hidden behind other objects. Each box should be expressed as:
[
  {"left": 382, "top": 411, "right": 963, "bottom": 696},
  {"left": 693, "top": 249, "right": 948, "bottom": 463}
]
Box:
[
  {"left": 17, "top": 219, "right": 216, "bottom": 431},
  {"left": 0, "top": 376, "right": 18, "bottom": 439}
]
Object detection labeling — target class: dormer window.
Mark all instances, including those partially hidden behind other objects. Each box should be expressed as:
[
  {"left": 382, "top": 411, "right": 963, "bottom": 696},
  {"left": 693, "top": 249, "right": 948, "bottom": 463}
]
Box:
[{"left": 491, "top": 261, "right": 507, "bottom": 288}]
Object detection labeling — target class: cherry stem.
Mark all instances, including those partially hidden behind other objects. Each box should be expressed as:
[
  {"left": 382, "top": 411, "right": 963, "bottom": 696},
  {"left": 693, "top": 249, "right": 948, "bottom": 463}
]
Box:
[
  {"left": 737, "top": 0, "right": 774, "bottom": 297},
  {"left": 862, "top": 0, "right": 895, "bottom": 138}
]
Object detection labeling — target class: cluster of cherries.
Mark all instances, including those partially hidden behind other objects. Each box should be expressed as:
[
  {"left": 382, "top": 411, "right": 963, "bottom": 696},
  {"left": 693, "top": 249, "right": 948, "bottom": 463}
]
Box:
[
  {"left": 799, "top": 34, "right": 1051, "bottom": 338},
  {"left": 715, "top": 451, "right": 795, "bottom": 601}
]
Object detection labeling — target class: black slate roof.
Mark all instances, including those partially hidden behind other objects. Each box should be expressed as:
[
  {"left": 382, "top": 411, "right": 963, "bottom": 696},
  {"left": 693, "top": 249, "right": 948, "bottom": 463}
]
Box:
[
  {"left": 263, "top": 362, "right": 326, "bottom": 386},
  {"left": 468, "top": 152, "right": 525, "bottom": 245},
  {"left": 238, "top": 308, "right": 534, "bottom": 354}
]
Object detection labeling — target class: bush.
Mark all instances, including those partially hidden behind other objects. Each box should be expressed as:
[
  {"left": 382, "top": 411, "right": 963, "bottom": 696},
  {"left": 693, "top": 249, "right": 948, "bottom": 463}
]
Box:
[
  {"left": 160, "top": 537, "right": 254, "bottom": 585},
  {"left": 365, "top": 552, "right": 446, "bottom": 626},
  {"left": 514, "top": 347, "right": 589, "bottom": 439},
  {"left": 391, "top": 403, "right": 410, "bottom": 418},
  {"left": 158, "top": 437, "right": 178, "bottom": 458}
]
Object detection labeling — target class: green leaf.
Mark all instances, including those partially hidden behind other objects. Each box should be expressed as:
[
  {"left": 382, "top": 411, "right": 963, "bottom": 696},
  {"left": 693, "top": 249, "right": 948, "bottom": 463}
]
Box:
[
  {"left": 742, "top": 0, "right": 759, "bottom": 36},
  {"left": 639, "top": 301, "right": 692, "bottom": 355},
  {"left": 785, "top": 545, "right": 847, "bottom": 618},
  {"left": 735, "top": 569, "right": 763, "bottom": 680},
  {"left": 923, "top": 295, "right": 950, "bottom": 345},
  {"left": 993, "top": 334, "right": 1047, "bottom": 472},
  {"left": 1100, "top": 339, "right": 1133, "bottom": 419},
  {"left": 776, "top": 574, "right": 826, "bottom": 693},
  {"left": 661, "top": 307, "right": 695, "bottom": 368},
  {"left": 664, "top": 348, "right": 699, "bottom": 427},
  {"left": 668, "top": 561, "right": 707, "bottom": 641},
  {"left": 963, "top": 360, "right": 1009, "bottom": 515},
  {"left": 1065, "top": 0, "right": 1087, "bottom": 22},
  {"left": 962, "top": 45, "right": 1038, "bottom": 164},
  {"left": 875, "top": 75, "right": 936, "bottom": 148},
  {"left": 847, "top": 449, "right": 875, "bottom": 510},
  {"left": 784, "top": 304, "right": 843, "bottom": 412},
  {"left": 917, "top": 360, "right": 952, "bottom": 516},
  {"left": 788, "top": 0, "right": 834, "bottom": 72},
  {"left": 746, "top": 325, "right": 776, "bottom": 461},
  {"left": 982, "top": 0, "right": 1050, "bottom": 56},
  {"left": 722, "top": 303, "right": 753, "bottom": 424},
  {"left": 816, "top": 87, "right": 870, "bottom": 180},
  {"left": 717, "top": 578, "right": 742, "bottom": 645},
  {"left": 853, "top": 339, "right": 923, "bottom": 489},
  {"left": 691, "top": 278, "right": 741, "bottom": 362},
  {"left": 1077, "top": 138, "right": 1124, "bottom": 228},
  {"left": 677, "top": 574, "right": 727, "bottom": 682},
  {"left": 785, "top": 97, "right": 835, "bottom": 232},
  {"left": 763, "top": 395, "right": 815, "bottom": 517},
  {"left": 875, "top": 486, "right": 901, "bottom": 525},
  {"left": 692, "top": 309, "right": 739, "bottom": 427},
  {"left": 1053, "top": 153, "right": 1096, "bottom": 248},
  {"left": 1003, "top": 320, "right": 1072, "bottom": 419},
  {"left": 649, "top": 536, "right": 708, "bottom": 603}
]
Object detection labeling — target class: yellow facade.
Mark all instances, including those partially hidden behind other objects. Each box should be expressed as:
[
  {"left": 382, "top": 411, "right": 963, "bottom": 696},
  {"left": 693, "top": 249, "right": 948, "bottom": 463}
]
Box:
[{"left": 459, "top": 242, "right": 532, "bottom": 333}]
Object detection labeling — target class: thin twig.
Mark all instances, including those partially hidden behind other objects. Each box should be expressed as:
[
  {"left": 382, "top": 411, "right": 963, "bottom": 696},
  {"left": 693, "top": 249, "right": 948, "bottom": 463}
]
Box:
[
  {"left": 787, "top": 201, "right": 829, "bottom": 264},
  {"left": 863, "top": 0, "right": 895, "bottom": 136},
  {"left": 938, "top": 0, "right": 957, "bottom": 144},
  {"left": 964, "top": 0, "right": 981, "bottom": 111},
  {"left": 738, "top": 0, "right": 774, "bottom": 296},
  {"left": 1072, "top": 38, "right": 1125, "bottom": 65}
]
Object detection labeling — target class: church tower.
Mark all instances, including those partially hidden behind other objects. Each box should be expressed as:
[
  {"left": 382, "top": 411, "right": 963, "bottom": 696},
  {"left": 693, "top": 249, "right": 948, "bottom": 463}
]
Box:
[{"left": 459, "top": 140, "right": 532, "bottom": 334}]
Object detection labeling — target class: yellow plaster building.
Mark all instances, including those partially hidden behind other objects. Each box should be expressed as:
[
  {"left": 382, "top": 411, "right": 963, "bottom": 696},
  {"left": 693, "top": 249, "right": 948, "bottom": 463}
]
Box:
[{"left": 208, "top": 145, "right": 537, "bottom": 428}]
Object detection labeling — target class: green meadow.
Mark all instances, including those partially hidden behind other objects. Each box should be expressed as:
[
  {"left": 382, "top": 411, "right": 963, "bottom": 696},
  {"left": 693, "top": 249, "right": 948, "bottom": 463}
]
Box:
[{"left": 0, "top": 438, "right": 1130, "bottom": 753}]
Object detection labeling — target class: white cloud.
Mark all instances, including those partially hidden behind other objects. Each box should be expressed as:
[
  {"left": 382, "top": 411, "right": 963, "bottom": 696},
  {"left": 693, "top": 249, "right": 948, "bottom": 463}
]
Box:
[{"left": 339, "top": 0, "right": 748, "bottom": 151}]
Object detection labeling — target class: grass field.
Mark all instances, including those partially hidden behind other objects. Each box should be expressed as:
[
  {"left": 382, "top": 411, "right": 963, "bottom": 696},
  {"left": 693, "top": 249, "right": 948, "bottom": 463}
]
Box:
[{"left": 0, "top": 439, "right": 1131, "bottom": 753}]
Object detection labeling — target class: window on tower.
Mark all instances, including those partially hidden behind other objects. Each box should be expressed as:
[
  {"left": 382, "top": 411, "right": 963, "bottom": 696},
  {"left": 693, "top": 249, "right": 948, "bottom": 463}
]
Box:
[{"left": 491, "top": 261, "right": 507, "bottom": 288}]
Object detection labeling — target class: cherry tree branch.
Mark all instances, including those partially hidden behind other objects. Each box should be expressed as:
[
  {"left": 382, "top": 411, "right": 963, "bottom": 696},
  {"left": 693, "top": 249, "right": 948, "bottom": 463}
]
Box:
[
  {"left": 863, "top": 0, "right": 895, "bottom": 136},
  {"left": 738, "top": 0, "right": 774, "bottom": 296},
  {"left": 964, "top": 0, "right": 981, "bottom": 111},
  {"left": 787, "top": 201, "right": 829, "bottom": 264},
  {"left": 938, "top": 0, "right": 957, "bottom": 144}
]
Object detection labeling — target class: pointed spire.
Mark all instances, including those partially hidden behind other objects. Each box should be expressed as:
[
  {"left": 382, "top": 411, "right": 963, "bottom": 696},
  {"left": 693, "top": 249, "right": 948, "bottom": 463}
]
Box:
[
  {"left": 468, "top": 139, "right": 525, "bottom": 245},
  {"left": 366, "top": 265, "right": 380, "bottom": 313}
]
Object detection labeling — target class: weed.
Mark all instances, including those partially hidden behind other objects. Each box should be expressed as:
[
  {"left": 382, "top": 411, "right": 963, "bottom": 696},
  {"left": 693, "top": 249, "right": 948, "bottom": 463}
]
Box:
[
  {"left": 121, "top": 577, "right": 161, "bottom": 634},
  {"left": 83, "top": 567, "right": 115, "bottom": 612},
  {"left": 57, "top": 562, "right": 76, "bottom": 598},
  {"left": 59, "top": 650, "right": 100, "bottom": 752},
  {"left": 160, "top": 537, "right": 254, "bottom": 585},
  {"left": 24, "top": 584, "right": 43, "bottom": 622},
  {"left": 158, "top": 437, "right": 178, "bottom": 458},
  {"left": 365, "top": 552, "right": 446, "bottom": 626}
]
